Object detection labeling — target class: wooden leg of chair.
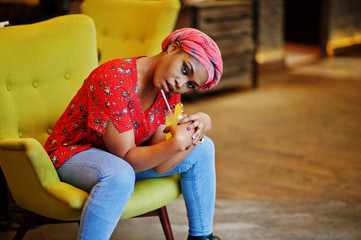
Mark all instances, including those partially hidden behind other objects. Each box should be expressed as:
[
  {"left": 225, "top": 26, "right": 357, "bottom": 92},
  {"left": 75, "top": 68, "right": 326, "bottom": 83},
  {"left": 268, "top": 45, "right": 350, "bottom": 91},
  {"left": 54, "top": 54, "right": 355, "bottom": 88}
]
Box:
[
  {"left": 12, "top": 212, "right": 37, "bottom": 240},
  {"left": 158, "top": 206, "right": 174, "bottom": 240}
]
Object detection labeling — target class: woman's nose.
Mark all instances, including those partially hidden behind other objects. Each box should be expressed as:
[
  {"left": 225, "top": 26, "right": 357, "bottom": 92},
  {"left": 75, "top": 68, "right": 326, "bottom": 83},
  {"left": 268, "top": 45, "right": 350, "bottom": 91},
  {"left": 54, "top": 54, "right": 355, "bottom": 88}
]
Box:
[
  {"left": 175, "top": 77, "right": 187, "bottom": 90},
  {"left": 174, "top": 79, "right": 180, "bottom": 89}
]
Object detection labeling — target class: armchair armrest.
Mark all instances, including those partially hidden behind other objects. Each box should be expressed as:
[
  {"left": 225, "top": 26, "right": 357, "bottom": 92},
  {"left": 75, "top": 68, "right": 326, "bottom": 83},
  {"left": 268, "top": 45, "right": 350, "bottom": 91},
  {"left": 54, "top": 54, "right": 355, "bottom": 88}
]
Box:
[
  {"left": 0, "top": 138, "right": 59, "bottom": 185},
  {"left": 44, "top": 182, "right": 88, "bottom": 210},
  {"left": 0, "top": 138, "right": 88, "bottom": 218}
]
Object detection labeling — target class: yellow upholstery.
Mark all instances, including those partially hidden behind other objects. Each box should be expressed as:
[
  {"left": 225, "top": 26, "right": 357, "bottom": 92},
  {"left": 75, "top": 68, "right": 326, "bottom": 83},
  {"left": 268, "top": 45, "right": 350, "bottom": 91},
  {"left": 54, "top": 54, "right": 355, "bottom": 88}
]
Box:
[
  {"left": 81, "top": 0, "right": 180, "bottom": 64},
  {"left": 0, "top": 14, "right": 96, "bottom": 221},
  {"left": 0, "top": 13, "right": 181, "bottom": 233}
]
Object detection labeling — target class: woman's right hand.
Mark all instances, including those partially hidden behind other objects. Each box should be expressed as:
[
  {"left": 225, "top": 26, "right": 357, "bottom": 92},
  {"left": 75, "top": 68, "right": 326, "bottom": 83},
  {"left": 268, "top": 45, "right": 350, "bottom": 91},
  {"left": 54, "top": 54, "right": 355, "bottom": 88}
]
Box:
[{"left": 163, "top": 123, "right": 195, "bottom": 150}]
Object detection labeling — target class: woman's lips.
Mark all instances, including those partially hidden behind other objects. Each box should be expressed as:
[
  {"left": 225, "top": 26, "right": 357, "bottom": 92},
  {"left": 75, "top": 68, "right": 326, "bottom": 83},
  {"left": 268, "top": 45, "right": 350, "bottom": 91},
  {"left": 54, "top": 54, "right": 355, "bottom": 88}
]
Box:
[
  {"left": 162, "top": 81, "right": 170, "bottom": 92},
  {"left": 163, "top": 81, "right": 175, "bottom": 93},
  {"left": 166, "top": 81, "right": 175, "bottom": 92}
]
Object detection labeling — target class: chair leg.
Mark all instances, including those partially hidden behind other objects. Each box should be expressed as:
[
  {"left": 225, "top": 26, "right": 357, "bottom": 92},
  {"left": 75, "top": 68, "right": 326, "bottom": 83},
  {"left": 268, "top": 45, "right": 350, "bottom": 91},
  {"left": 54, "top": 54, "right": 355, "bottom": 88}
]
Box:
[
  {"left": 12, "top": 212, "right": 37, "bottom": 240},
  {"left": 158, "top": 206, "right": 174, "bottom": 240}
]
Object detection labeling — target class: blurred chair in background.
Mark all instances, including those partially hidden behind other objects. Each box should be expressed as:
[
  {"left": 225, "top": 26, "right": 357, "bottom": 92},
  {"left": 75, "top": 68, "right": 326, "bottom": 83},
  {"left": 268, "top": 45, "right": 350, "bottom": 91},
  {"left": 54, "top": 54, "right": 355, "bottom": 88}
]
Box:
[{"left": 81, "top": 0, "right": 181, "bottom": 64}]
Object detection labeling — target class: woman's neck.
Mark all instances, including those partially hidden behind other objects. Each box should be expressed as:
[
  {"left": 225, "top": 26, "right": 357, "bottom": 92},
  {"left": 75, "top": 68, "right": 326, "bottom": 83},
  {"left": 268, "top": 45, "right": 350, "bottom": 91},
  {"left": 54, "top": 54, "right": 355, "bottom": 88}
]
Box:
[{"left": 136, "top": 55, "right": 161, "bottom": 111}]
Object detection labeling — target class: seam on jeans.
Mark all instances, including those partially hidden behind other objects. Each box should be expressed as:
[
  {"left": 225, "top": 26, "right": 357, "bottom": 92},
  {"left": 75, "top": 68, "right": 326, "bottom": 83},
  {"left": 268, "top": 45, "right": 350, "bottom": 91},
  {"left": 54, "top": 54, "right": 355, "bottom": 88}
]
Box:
[
  {"left": 61, "top": 160, "right": 106, "bottom": 174},
  {"left": 78, "top": 183, "right": 102, "bottom": 239},
  {"left": 191, "top": 161, "right": 207, "bottom": 235},
  {"left": 61, "top": 161, "right": 105, "bottom": 240},
  {"left": 76, "top": 165, "right": 104, "bottom": 240}
]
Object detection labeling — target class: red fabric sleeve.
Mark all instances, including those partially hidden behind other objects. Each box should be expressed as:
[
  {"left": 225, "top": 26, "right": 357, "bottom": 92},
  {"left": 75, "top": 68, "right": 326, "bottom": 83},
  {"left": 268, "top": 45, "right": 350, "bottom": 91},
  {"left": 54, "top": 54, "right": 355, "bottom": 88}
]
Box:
[{"left": 86, "top": 62, "right": 134, "bottom": 135}]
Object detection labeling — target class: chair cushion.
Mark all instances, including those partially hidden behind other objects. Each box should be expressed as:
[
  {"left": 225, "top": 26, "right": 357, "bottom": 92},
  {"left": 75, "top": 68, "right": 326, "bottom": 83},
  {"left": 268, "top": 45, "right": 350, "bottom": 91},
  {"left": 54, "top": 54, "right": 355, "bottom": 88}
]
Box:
[{"left": 121, "top": 174, "right": 181, "bottom": 220}]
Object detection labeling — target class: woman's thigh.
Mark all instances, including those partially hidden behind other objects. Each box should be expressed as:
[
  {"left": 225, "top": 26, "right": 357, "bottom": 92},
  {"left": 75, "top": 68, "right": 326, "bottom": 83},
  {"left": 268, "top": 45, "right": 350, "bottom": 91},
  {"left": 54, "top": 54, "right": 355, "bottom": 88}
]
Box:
[
  {"left": 57, "top": 147, "right": 135, "bottom": 193},
  {"left": 135, "top": 136, "right": 215, "bottom": 180}
]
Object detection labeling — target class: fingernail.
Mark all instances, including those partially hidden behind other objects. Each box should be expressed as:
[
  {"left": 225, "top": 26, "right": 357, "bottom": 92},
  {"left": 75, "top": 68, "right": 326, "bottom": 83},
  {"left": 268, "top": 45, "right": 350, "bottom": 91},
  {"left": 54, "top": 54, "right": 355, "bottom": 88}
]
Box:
[{"left": 187, "top": 127, "right": 191, "bottom": 131}]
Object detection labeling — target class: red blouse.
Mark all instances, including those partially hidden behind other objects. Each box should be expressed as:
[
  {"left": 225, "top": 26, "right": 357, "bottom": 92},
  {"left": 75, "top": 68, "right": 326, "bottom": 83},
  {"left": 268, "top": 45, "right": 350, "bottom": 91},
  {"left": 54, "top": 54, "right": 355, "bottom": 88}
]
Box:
[{"left": 44, "top": 57, "right": 180, "bottom": 168}]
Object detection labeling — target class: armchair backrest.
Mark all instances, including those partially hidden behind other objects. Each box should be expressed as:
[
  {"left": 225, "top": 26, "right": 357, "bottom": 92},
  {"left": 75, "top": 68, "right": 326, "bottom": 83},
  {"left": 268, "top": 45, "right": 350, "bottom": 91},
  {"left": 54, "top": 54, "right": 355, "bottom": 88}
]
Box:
[
  {"left": 0, "top": 15, "right": 96, "bottom": 216},
  {"left": 0, "top": 14, "right": 98, "bottom": 145},
  {"left": 81, "top": 0, "right": 180, "bottom": 64}
]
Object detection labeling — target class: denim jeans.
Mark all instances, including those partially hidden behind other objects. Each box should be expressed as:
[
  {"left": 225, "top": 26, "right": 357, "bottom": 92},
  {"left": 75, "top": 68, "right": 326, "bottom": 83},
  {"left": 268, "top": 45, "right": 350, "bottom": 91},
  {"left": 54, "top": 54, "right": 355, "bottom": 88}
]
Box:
[{"left": 57, "top": 136, "right": 216, "bottom": 240}]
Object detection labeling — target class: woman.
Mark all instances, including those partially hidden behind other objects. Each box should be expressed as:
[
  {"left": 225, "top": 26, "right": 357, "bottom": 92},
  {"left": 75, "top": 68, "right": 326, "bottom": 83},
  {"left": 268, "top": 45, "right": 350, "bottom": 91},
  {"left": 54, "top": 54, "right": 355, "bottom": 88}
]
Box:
[{"left": 45, "top": 28, "right": 223, "bottom": 240}]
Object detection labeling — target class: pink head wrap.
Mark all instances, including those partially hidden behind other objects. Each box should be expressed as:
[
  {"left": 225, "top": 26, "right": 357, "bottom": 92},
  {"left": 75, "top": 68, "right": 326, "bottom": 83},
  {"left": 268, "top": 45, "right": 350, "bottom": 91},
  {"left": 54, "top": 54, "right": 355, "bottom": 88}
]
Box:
[{"left": 161, "top": 28, "right": 223, "bottom": 90}]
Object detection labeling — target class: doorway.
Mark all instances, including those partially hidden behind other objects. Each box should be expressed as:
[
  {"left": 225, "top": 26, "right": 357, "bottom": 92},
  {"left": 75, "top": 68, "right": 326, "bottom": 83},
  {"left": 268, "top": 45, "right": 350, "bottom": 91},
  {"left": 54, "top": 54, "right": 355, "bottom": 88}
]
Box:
[{"left": 283, "top": 0, "right": 326, "bottom": 67}]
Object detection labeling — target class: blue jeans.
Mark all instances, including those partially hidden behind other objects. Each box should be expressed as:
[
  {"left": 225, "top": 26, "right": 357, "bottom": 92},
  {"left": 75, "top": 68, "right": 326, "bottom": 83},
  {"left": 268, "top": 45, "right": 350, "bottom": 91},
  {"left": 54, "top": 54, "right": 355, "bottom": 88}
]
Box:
[{"left": 57, "top": 136, "right": 216, "bottom": 240}]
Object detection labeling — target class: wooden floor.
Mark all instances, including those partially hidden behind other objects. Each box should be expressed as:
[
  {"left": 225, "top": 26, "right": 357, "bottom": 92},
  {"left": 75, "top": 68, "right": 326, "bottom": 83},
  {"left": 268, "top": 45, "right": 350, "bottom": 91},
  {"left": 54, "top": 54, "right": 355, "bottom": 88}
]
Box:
[{"left": 184, "top": 56, "right": 361, "bottom": 201}]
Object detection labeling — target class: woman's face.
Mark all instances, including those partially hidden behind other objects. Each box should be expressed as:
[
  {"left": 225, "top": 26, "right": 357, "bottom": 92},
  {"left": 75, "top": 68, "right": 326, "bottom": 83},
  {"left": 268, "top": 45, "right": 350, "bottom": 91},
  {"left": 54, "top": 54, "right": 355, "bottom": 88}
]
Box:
[{"left": 154, "top": 44, "right": 208, "bottom": 94}]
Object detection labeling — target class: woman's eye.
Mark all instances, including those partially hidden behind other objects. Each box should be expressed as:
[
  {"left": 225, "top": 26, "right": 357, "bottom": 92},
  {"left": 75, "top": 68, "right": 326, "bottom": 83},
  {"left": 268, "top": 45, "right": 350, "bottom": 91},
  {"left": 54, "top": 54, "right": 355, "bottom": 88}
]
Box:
[
  {"left": 187, "top": 81, "right": 196, "bottom": 89},
  {"left": 182, "top": 64, "right": 189, "bottom": 75}
]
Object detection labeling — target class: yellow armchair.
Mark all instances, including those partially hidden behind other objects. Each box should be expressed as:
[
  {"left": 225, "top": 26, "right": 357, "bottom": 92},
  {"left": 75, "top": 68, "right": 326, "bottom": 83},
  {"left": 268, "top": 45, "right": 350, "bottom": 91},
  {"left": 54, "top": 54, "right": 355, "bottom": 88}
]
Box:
[
  {"left": 0, "top": 14, "right": 181, "bottom": 240},
  {"left": 81, "top": 0, "right": 181, "bottom": 64}
]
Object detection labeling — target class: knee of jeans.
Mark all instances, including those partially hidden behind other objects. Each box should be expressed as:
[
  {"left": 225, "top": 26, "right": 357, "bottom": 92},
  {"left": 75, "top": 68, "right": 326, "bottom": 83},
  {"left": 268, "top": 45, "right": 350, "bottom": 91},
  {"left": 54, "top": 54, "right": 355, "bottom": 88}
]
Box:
[
  {"left": 181, "top": 136, "right": 215, "bottom": 168},
  {"left": 102, "top": 159, "right": 135, "bottom": 191},
  {"left": 200, "top": 136, "right": 215, "bottom": 158}
]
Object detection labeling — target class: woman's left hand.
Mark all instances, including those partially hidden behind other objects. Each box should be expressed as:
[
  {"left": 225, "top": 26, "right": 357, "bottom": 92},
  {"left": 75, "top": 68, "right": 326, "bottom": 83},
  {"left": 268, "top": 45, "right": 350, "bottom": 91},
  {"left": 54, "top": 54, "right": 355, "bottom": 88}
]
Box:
[{"left": 178, "top": 112, "right": 211, "bottom": 145}]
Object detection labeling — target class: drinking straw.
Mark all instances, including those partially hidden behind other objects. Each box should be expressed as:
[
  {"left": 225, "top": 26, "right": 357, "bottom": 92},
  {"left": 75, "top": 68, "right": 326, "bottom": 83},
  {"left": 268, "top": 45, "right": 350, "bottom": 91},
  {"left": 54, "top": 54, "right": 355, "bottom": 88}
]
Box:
[{"left": 161, "top": 90, "right": 173, "bottom": 114}]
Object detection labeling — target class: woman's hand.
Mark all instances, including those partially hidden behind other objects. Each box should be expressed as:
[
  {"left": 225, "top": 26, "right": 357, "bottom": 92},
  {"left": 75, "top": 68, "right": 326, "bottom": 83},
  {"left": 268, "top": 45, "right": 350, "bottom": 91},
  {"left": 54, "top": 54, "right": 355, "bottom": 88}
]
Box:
[
  {"left": 178, "top": 112, "right": 211, "bottom": 145},
  {"left": 103, "top": 119, "right": 193, "bottom": 173},
  {"left": 163, "top": 123, "right": 195, "bottom": 150}
]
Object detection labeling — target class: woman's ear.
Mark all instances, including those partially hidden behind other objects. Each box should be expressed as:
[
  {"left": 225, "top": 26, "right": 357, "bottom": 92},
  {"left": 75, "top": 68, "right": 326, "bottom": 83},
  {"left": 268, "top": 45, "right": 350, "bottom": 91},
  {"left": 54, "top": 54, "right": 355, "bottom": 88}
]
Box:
[{"left": 167, "top": 42, "right": 181, "bottom": 53}]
